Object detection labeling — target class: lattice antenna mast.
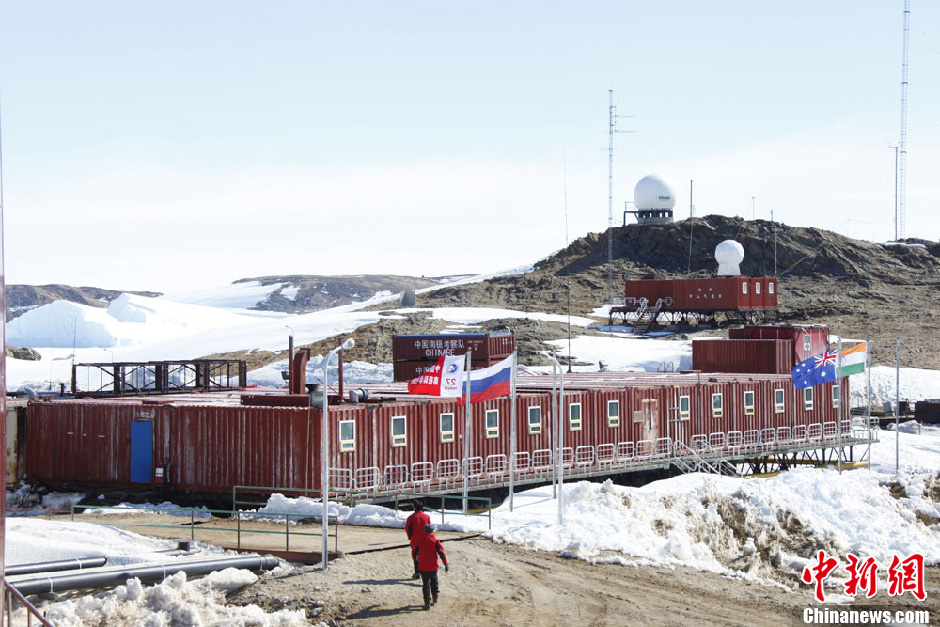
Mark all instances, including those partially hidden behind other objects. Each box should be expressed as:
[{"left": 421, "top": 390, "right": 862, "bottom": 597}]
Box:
[
  {"left": 606, "top": 89, "right": 634, "bottom": 303},
  {"left": 607, "top": 90, "right": 615, "bottom": 303},
  {"left": 898, "top": 0, "right": 910, "bottom": 240}
]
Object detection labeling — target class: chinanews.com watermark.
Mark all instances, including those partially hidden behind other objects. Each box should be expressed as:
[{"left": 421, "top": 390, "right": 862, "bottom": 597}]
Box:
[
  {"left": 802, "top": 608, "right": 930, "bottom": 625},
  {"left": 800, "top": 550, "right": 930, "bottom": 625}
]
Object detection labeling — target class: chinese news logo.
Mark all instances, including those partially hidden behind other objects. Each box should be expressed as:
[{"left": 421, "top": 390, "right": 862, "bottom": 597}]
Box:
[{"left": 801, "top": 550, "right": 926, "bottom": 603}]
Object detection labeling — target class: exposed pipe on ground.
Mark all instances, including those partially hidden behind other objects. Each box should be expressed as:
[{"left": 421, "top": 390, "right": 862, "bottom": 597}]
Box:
[
  {"left": 6, "top": 541, "right": 195, "bottom": 577},
  {"left": 9, "top": 554, "right": 280, "bottom": 597},
  {"left": 5, "top": 556, "right": 107, "bottom": 577}
]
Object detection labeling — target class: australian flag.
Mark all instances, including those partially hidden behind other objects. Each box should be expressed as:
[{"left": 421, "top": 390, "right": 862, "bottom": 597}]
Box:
[{"left": 791, "top": 350, "right": 838, "bottom": 390}]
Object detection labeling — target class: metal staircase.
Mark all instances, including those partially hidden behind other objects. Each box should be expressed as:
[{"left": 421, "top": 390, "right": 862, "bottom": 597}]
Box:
[
  {"left": 631, "top": 298, "right": 663, "bottom": 335},
  {"left": 723, "top": 310, "right": 747, "bottom": 326},
  {"left": 673, "top": 441, "right": 739, "bottom": 476}
]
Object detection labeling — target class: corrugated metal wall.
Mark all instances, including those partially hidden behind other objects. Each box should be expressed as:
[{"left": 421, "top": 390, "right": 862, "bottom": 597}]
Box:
[
  {"left": 624, "top": 277, "right": 779, "bottom": 312},
  {"left": 692, "top": 339, "right": 794, "bottom": 374},
  {"left": 732, "top": 324, "right": 829, "bottom": 363},
  {"left": 166, "top": 405, "right": 315, "bottom": 492},
  {"left": 23, "top": 374, "right": 852, "bottom": 494}
]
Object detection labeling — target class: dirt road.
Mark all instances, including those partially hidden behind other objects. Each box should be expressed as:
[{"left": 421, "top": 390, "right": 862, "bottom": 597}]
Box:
[
  {"left": 64, "top": 514, "right": 939, "bottom": 626},
  {"left": 227, "top": 534, "right": 939, "bottom": 627}
]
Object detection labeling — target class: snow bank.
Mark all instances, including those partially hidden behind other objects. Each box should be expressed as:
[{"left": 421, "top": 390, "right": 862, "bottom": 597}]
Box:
[
  {"left": 851, "top": 366, "right": 940, "bottom": 407},
  {"left": 7, "top": 301, "right": 130, "bottom": 348},
  {"left": 161, "top": 281, "right": 284, "bottom": 309},
  {"left": 39, "top": 570, "right": 306, "bottom": 627},
  {"left": 6, "top": 293, "right": 278, "bottom": 349},
  {"left": 546, "top": 334, "right": 693, "bottom": 372},
  {"left": 248, "top": 357, "right": 392, "bottom": 388},
  {"left": 5, "top": 519, "right": 187, "bottom": 567}
]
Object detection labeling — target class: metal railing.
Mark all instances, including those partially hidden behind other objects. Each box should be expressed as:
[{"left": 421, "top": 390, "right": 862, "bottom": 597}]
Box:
[
  {"left": 312, "top": 426, "right": 873, "bottom": 494},
  {"left": 232, "top": 486, "right": 493, "bottom": 531},
  {"left": 228, "top": 425, "right": 876, "bottom": 511},
  {"left": 70, "top": 504, "right": 338, "bottom": 554},
  {"left": 2, "top": 577, "right": 53, "bottom": 626}
]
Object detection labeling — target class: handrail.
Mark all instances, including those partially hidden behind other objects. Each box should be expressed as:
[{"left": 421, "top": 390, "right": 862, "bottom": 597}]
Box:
[
  {"left": 70, "top": 504, "right": 339, "bottom": 554},
  {"left": 2, "top": 576, "right": 54, "bottom": 626},
  {"left": 232, "top": 486, "right": 494, "bottom": 531},
  {"left": 674, "top": 440, "right": 722, "bottom": 474},
  {"left": 227, "top": 426, "right": 879, "bottom": 507}
]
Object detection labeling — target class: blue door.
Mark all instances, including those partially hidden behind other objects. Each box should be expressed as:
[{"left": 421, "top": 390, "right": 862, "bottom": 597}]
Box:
[{"left": 131, "top": 421, "right": 153, "bottom": 483}]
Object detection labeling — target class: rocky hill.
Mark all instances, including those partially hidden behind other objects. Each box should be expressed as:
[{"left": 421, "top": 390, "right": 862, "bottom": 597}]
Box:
[
  {"left": 407, "top": 215, "right": 940, "bottom": 369},
  {"left": 8, "top": 216, "right": 939, "bottom": 371},
  {"left": 4, "top": 284, "right": 162, "bottom": 321},
  {"left": 234, "top": 216, "right": 938, "bottom": 373},
  {"left": 235, "top": 274, "right": 456, "bottom": 313}
]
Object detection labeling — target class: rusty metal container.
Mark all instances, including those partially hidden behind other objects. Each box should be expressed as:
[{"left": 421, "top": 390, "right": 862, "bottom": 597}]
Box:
[
  {"left": 627, "top": 276, "right": 779, "bottom": 312},
  {"left": 392, "top": 333, "right": 515, "bottom": 362},
  {"left": 623, "top": 279, "right": 674, "bottom": 307},
  {"left": 672, "top": 277, "right": 750, "bottom": 311},
  {"left": 692, "top": 339, "right": 794, "bottom": 374},
  {"left": 21, "top": 369, "right": 850, "bottom": 497},
  {"left": 731, "top": 324, "right": 829, "bottom": 364}
]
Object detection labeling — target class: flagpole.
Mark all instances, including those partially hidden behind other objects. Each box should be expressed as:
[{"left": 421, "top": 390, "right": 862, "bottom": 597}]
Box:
[
  {"left": 866, "top": 339, "right": 872, "bottom": 466},
  {"left": 896, "top": 338, "right": 900, "bottom": 474},
  {"left": 462, "top": 350, "right": 472, "bottom": 513},
  {"left": 508, "top": 352, "right": 517, "bottom": 512},
  {"left": 551, "top": 351, "right": 558, "bottom": 499},
  {"left": 836, "top": 337, "right": 843, "bottom": 475},
  {"left": 558, "top": 353, "right": 565, "bottom": 526}
]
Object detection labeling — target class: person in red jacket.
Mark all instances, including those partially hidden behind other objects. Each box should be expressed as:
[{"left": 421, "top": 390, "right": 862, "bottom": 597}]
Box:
[
  {"left": 404, "top": 500, "right": 430, "bottom": 579},
  {"left": 414, "top": 524, "right": 448, "bottom": 610}
]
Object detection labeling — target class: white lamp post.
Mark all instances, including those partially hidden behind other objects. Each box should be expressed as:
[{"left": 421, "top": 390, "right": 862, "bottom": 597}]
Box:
[{"left": 321, "top": 337, "right": 355, "bottom": 571}]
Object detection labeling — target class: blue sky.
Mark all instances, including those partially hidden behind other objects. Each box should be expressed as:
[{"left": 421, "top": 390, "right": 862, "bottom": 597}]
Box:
[{"left": 1, "top": 2, "right": 937, "bottom": 292}]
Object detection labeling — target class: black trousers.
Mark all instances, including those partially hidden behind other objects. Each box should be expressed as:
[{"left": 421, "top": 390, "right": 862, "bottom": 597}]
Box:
[{"left": 419, "top": 570, "right": 440, "bottom": 604}]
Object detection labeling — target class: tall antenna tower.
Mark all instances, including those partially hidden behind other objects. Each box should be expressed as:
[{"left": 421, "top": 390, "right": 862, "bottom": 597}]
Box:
[
  {"left": 606, "top": 90, "right": 633, "bottom": 303},
  {"left": 898, "top": 0, "right": 910, "bottom": 240},
  {"left": 607, "top": 90, "right": 615, "bottom": 303}
]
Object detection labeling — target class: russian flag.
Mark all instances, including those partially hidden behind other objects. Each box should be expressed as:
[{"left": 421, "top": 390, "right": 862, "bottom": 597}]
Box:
[{"left": 457, "top": 354, "right": 515, "bottom": 405}]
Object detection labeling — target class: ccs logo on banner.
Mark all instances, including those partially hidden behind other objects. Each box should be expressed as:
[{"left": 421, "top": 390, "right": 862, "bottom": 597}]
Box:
[{"left": 439, "top": 355, "right": 466, "bottom": 397}]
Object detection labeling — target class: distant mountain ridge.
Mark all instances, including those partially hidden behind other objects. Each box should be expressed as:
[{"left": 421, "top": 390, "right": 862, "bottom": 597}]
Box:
[
  {"left": 6, "top": 216, "right": 939, "bottom": 370},
  {"left": 235, "top": 274, "right": 459, "bottom": 313},
  {"left": 4, "top": 274, "right": 467, "bottom": 321},
  {"left": 5, "top": 285, "right": 162, "bottom": 321}
]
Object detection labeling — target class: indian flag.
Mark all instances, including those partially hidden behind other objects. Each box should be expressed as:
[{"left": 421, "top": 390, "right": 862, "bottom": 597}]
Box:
[{"left": 838, "top": 342, "right": 867, "bottom": 377}]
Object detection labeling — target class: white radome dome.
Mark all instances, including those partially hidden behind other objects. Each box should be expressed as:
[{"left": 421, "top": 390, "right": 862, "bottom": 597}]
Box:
[
  {"left": 634, "top": 175, "right": 677, "bottom": 211},
  {"left": 715, "top": 240, "right": 745, "bottom": 276}
]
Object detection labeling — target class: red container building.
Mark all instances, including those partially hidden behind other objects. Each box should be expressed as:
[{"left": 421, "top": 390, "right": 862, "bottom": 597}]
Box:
[
  {"left": 728, "top": 324, "right": 828, "bottom": 364},
  {"left": 623, "top": 276, "right": 778, "bottom": 312},
  {"left": 392, "top": 333, "right": 515, "bottom": 382},
  {"left": 666, "top": 277, "right": 777, "bottom": 311},
  {"left": 613, "top": 276, "right": 779, "bottom": 330},
  {"left": 692, "top": 339, "right": 795, "bottom": 374},
  {"left": 21, "top": 367, "right": 859, "bottom": 499}
]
